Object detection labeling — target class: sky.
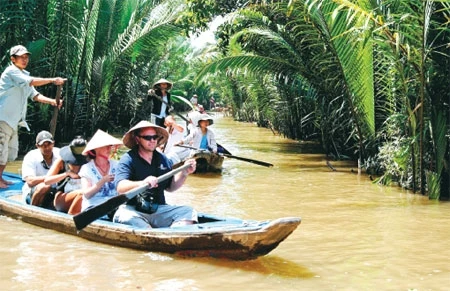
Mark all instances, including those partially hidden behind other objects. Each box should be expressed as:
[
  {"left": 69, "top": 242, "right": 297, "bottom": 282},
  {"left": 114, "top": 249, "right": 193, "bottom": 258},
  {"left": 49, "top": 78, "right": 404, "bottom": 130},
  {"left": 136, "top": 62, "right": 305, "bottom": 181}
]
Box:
[{"left": 190, "top": 16, "right": 225, "bottom": 50}]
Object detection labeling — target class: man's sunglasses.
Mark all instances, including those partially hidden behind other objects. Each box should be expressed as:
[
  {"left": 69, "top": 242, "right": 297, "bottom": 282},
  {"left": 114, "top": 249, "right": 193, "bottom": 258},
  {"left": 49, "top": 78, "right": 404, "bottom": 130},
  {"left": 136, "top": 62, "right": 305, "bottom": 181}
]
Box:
[{"left": 138, "top": 135, "right": 160, "bottom": 141}]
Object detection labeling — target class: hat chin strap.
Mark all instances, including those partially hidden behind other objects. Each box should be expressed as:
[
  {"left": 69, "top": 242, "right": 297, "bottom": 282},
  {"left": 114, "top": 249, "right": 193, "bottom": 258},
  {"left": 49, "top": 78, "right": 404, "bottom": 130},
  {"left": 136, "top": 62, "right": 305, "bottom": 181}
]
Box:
[{"left": 96, "top": 153, "right": 110, "bottom": 160}]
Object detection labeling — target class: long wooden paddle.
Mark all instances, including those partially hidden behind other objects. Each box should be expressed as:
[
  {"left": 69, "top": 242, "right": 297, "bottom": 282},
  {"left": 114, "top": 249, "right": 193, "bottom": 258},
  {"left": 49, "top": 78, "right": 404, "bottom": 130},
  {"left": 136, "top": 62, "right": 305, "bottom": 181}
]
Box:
[
  {"left": 176, "top": 145, "right": 273, "bottom": 168},
  {"left": 148, "top": 93, "right": 232, "bottom": 155},
  {"left": 49, "top": 85, "right": 62, "bottom": 136},
  {"left": 220, "top": 153, "right": 273, "bottom": 168},
  {"left": 73, "top": 163, "right": 191, "bottom": 231}
]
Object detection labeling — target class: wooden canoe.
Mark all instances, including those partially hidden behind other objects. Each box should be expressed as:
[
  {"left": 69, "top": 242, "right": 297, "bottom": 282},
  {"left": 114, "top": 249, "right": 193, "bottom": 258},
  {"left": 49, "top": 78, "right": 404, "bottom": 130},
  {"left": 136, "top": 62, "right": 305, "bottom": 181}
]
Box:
[
  {"left": 174, "top": 150, "right": 224, "bottom": 173},
  {"left": 0, "top": 172, "right": 300, "bottom": 260}
]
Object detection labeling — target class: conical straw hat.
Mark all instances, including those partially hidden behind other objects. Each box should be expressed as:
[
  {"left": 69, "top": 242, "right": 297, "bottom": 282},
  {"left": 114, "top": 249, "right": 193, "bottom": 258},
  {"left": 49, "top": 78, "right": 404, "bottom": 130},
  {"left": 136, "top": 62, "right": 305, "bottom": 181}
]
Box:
[
  {"left": 152, "top": 78, "right": 173, "bottom": 90},
  {"left": 82, "top": 129, "right": 123, "bottom": 155},
  {"left": 122, "top": 120, "right": 168, "bottom": 149}
]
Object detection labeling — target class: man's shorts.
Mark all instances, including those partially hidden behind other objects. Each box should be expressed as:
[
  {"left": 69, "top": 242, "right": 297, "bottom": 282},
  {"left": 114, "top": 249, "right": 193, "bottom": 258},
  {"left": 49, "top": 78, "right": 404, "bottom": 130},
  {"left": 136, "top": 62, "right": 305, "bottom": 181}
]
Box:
[
  {"left": 0, "top": 121, "right": 18, "bottom": 165},
  {"left": 113, "top": 204, "right": 198, "bottom": 228}
]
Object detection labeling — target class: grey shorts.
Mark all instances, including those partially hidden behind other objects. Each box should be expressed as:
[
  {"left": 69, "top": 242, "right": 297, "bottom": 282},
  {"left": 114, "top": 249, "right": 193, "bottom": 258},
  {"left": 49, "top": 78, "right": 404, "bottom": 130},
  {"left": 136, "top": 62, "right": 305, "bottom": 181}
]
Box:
[
  {"left": 0, "top": 121, "right": 18, "bottom": 165},
  {"left": 113, "top": 204, "right": 198, "bottom": 228}
]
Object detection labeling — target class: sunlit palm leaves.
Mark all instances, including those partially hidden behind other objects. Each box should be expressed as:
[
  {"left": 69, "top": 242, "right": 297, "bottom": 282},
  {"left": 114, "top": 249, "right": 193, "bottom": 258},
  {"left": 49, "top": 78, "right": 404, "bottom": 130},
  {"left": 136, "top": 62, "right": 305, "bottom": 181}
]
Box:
[{"left": 197, "top": 0, "right": 375, "bottom": 158}]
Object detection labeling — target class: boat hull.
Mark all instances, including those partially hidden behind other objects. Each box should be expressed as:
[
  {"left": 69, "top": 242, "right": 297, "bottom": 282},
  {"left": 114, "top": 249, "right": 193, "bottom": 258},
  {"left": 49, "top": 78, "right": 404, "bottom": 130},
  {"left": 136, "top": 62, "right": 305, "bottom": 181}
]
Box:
[
  {"left": 175, "top": 150, "right": 224, "bottom": 173},
  {"left": 0, "top": 172, "right": 300, "bottom": 260}
]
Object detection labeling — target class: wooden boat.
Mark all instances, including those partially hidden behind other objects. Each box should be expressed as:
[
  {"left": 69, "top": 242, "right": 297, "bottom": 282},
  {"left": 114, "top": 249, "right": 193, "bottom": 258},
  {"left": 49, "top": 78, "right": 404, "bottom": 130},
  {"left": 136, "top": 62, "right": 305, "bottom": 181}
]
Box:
[
  {"left": 190, "top": 150, "right": 224, "bottom": 172},
  {"left": 0, "top": 172, "right": 300, "bottom": 260},
  {"left": 173, "top": 144, "right": 273, "bottom": 173},
  {"left": 174, "top": 150, "right": 224, "bottom": 173}
]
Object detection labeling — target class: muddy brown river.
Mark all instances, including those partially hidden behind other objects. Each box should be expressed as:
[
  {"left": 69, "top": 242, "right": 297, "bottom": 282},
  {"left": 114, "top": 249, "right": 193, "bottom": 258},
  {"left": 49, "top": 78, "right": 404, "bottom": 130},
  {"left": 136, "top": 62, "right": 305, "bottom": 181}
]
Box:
[{"left": 1, "top": 115, "right": 449, "bottom": 290}]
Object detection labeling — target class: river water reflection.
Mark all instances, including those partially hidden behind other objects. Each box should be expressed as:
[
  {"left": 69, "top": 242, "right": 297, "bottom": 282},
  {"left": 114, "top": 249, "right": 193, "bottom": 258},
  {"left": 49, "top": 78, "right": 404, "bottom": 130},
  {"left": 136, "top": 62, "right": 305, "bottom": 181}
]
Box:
[{"left": 1, "top": 115, "right": 450, "bottom": 290}]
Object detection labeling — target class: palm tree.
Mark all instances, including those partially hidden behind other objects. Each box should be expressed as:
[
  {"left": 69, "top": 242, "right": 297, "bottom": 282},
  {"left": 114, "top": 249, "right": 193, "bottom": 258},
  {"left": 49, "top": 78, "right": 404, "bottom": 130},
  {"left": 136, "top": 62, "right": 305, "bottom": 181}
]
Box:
[
  {"left": 194, "top": 0, "right": 450, "bottom": 198},
  {"left": 1, "top": 0, "right": 188, "bottom": 142},
  {"left": 322, "top": 0, "right": 450, "bottom": 197},
  {"left": 196, "top": 1, "right": 375, "bottom": 160}
]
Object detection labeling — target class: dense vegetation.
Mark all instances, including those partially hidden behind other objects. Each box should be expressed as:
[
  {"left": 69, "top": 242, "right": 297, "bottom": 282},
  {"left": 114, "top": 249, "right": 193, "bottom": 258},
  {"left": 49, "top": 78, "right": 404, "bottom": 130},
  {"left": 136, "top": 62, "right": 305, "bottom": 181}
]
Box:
[{"left": 1, "top": 0, "right": 448, "bottom": 199}]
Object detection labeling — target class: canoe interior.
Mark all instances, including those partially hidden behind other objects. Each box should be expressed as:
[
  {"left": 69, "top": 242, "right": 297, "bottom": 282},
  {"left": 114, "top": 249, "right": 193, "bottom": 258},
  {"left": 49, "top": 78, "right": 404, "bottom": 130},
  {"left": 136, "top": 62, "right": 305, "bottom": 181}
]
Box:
[{"left": 0, "top": 172, "right": 300, "bottom": 260}]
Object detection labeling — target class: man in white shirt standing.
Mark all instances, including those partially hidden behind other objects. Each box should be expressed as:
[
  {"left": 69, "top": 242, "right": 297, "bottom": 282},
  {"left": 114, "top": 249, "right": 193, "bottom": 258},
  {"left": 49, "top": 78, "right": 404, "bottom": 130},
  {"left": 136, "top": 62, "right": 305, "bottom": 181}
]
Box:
[
  {"left": 0, "top": 45, "right": 65, "bottom": 188},
  {"left": 21, "top": 130, "right": 60, "bottom": 208}
]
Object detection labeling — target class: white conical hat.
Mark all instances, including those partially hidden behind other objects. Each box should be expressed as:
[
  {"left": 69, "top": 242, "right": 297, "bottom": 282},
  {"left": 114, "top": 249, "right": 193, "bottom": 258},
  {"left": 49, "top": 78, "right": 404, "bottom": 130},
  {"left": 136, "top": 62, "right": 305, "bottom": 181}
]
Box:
[
  {"left": 82, "top": 129, "right": 123, "bottom": 155},
  {"left": 122, "top": 120, "right": 168, "bottom": 149},
  {"left": 152, "top": 78, "right": 173, "bottom": 90}
]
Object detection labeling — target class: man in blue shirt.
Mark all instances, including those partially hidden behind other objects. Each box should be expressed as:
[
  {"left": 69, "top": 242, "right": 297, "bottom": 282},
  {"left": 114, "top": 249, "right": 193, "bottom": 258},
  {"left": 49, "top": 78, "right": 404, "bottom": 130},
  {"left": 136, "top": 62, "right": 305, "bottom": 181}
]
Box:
[
  {"left": 0, "top": 45, "right": 66, "bottom": 188},
  {"left": 113, "top": 120, "right": 198, "bottom": 228}
]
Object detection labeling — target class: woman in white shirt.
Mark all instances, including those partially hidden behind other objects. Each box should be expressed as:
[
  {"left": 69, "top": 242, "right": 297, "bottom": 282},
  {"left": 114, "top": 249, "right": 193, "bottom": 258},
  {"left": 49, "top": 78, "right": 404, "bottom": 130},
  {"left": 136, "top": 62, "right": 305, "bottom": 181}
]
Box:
[
  {"left": 182, "top": 114, "right": 217, "bottom": 153},
  {"left": 78, "top": 129, "right": 122, "bottom": 213}
]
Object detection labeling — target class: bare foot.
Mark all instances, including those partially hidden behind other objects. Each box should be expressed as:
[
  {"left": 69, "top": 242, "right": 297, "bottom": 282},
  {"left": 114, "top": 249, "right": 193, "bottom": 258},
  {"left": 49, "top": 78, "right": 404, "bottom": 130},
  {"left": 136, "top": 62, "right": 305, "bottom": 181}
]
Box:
[{"left": 0, "top": 181, "right": 9, "bottom": 189}]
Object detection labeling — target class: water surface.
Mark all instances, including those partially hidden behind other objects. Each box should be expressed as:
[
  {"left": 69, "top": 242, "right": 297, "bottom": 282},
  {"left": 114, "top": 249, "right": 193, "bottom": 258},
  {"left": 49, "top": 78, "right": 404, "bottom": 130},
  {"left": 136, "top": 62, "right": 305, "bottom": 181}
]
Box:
[{"left": 1, "top": 115, "right": 449, "bottom": 290}]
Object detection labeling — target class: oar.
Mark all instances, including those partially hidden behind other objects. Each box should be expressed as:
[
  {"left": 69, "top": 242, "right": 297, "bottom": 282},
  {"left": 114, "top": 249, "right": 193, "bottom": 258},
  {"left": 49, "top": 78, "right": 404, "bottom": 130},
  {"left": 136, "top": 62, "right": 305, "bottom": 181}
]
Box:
[
  {"left": 49, "top": 84, "right": 62, "bottom": 136},
  {"left": 217, "top": 143, "right": 232, "bottom": 155},
  {"left": 73, "top": 163, "right": 191, "bottom": 231},
  {"left": 176, "top": 145, "right": 273, "bottom": 168},
  {"left": 220, "top": 153, "right": 273, "bottom": 168}
]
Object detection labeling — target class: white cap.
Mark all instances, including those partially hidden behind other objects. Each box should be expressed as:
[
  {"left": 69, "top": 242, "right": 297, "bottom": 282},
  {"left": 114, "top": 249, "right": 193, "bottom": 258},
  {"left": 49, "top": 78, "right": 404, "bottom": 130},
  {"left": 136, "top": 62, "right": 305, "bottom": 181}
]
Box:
[{"left": 10, "top": 45, "right": 31, "bottom": 56}]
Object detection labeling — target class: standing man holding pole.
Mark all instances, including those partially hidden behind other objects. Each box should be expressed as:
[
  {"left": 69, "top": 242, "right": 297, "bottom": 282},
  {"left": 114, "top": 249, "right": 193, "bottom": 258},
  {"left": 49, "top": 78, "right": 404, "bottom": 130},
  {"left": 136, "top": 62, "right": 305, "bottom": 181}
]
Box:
[{"left": 0, "top": 45, "right": 66, "bottom": 188}]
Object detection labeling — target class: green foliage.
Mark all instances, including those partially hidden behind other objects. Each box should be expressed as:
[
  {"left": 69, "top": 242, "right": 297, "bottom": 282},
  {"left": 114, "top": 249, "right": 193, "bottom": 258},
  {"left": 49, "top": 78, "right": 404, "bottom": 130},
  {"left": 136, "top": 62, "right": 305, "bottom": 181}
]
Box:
[
  {"left": 1, "top": 0, "right": 449, "bottom": 199},
  {"left": 426, "top": 170, "right": 441, "bottom": 200},
  {"left": 193, "top": 0, "right": 449, "bottom": 198}
]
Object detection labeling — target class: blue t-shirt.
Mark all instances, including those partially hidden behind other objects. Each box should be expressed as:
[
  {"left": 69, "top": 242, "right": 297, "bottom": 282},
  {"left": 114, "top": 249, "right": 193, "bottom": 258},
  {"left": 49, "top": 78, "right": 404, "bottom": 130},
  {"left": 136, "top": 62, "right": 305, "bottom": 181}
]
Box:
[
  {"left": 199, "top": 134, "right": 208, "bottom": 150},
  {"left": 114, "top": 147, "right": 173, "bottom": 204}
]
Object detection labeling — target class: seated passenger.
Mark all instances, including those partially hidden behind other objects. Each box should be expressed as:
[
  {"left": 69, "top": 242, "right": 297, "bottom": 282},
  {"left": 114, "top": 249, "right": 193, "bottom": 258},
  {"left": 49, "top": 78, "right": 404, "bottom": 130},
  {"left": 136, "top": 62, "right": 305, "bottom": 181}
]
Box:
[
  {"left": 186, "top": 110, "right": 201, "bottom": 134},
  {"left": 163, "top": 115, "right": 190, "bottom": 164},
  {"left": 21, "top": 130, "right": 60, "bottom": 208},
  {"left": 113, "top": 120, "right": 197, "bottom": 228},
  {"left": 181, "top": 113, "right": 217, "bottom": 153},
  {"left": 79, "top": 130, "right": 122, "bottom": 213},
  {"left": 44, "top": 136, "right": 87, "bottom": 215}
]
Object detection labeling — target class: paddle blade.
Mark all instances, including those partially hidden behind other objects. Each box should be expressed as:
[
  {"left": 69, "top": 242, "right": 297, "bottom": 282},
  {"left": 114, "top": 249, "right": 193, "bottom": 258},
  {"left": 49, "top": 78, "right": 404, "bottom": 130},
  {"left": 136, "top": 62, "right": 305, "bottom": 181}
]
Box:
[
  {"left": 222, "top": 154, "right": 273, "bottom": 168},
  {"left": 217, "top": 143, "right": 232, "bottom": 155},
  {"left": 73, "top": 195, "right": 129, "bottom": 231}
]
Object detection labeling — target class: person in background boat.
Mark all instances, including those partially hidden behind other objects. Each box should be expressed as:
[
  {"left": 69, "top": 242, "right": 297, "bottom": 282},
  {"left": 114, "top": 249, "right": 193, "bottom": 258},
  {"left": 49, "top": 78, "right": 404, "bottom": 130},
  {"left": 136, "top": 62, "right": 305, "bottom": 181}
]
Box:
[
  {"left": 21, "top": 130, "right": 60, "bottom": 208},
  {"left": 0, "top": 45, "right": 65, "bottom": 189},
  {"left": 190, "top": 94, "right": 198, "bottom": 105},
  {"left": 209, "top": 96, "right": 215, "bottom": 110},
  {"left": 181, "top": 113, "right": 217, "bottom": 154},
  {"left": 162, "top": 115, "right": 190, "bottom": 165},
  {"left": 44, "top": 136, "right": 87, "bottom": 215},
  {"left": 113, "top": 120, "right": 198, "bottom": 228},
  {"left": 147, "top": 78, "right": 172, "bottom": 128},
  {"left": 198, "top": 104, "right": 206, "bottom": 114},
  {"left": 186, "top": 110, "right": 202, "bottom": 134},
  {"left": 79, "top": 130, "right": 122, "bottom": 214},
  {"left": 190, "top": 94, "right": 199, "bottom": 109}
]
